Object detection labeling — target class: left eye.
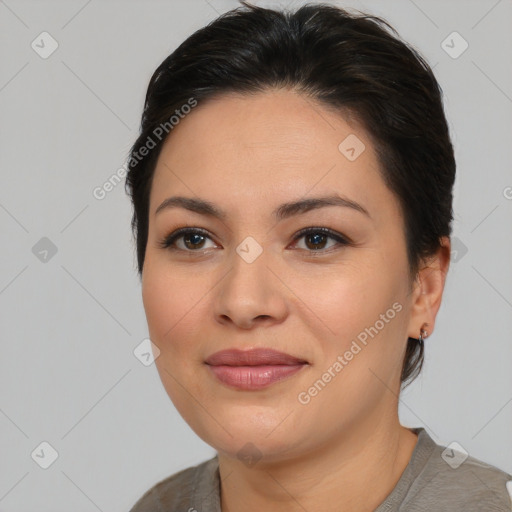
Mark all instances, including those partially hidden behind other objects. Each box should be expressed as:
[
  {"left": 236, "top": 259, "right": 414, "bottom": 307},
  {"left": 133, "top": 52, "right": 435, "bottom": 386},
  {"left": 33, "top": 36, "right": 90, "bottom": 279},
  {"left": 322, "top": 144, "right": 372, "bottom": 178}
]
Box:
[
  {"left": 159, "top": 227, "right": 350, "bottom": 252},
  {"left": 291, "top": 227, "right": 350, "bottom": 252}
]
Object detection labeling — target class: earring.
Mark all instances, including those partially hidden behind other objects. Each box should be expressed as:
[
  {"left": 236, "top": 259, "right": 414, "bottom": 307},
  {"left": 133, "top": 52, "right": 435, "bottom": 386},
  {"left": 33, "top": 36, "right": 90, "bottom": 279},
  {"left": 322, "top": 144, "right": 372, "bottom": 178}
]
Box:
[{"left": 418, "top": 323, "right": 429, "bottom": 345}]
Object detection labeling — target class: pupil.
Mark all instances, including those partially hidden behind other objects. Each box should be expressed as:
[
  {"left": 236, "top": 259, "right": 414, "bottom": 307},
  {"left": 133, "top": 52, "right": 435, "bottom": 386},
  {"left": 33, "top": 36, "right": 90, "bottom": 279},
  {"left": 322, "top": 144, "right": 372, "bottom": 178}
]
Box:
[
  {"left": 185, "top": 233, "right": 205, "bottom": 249},
  {"left": 307, "top": 233, "right": 326, "bottom": 250}
]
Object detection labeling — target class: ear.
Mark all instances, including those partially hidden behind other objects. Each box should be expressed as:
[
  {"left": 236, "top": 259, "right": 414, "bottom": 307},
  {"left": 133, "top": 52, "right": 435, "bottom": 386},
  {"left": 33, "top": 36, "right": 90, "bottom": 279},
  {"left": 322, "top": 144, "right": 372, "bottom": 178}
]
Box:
[{"left": 407, "top": 236, "right": 451, "bottom": 340}]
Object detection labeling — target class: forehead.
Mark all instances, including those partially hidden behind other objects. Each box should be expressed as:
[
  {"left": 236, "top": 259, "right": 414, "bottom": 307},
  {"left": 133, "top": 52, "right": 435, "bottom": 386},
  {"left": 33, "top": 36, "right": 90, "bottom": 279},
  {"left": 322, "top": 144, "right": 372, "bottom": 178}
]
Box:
[
  {"left": 157, "top": 88, "right": 372, "bottom": 164},
  {"left": 149, "top": 89, "right": 392, "bottom": 218}
]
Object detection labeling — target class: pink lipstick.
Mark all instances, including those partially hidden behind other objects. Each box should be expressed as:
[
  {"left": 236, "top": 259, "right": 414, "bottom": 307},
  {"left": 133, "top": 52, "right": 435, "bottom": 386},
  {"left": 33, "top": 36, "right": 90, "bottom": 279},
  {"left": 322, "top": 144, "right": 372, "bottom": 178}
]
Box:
[{"left": 205, "top": 348, "right": 308, "bottom": 390}]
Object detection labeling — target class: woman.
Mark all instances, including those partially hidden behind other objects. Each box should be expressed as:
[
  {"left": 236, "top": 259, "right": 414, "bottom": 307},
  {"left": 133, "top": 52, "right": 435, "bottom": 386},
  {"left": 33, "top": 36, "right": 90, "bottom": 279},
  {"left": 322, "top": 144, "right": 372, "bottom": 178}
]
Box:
[{"left": 126, "top": 2, "right": 511, "bottom": 510}]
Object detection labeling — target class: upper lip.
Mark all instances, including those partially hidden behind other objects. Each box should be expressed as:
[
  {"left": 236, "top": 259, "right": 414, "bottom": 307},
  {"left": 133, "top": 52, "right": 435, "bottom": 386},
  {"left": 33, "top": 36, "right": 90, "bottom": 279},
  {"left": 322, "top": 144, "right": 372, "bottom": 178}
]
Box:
[{"left": 205, "top": 348, "right": 308, "bottom": 366}]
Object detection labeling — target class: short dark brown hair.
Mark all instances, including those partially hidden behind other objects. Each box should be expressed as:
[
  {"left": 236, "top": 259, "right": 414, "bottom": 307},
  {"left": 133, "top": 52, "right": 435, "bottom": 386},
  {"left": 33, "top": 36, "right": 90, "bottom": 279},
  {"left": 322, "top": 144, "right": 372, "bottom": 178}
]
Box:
[{"left": 125, "top": 1, "right": 456, "bottom": 388}]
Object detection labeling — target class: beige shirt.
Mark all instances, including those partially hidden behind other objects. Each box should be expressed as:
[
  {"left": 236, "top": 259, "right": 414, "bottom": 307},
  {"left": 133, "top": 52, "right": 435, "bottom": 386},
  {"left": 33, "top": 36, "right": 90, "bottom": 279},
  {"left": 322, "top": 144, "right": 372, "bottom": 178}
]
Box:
[{"left": 129, "top": 427, "right": 512, "bottom": 511}]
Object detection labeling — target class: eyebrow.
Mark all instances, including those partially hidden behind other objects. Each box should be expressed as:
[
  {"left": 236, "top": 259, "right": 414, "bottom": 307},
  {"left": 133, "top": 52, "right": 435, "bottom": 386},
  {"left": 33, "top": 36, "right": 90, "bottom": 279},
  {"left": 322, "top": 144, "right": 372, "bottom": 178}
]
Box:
[{"left": 155, "top": 194, "right": 371, "bottom": 221}]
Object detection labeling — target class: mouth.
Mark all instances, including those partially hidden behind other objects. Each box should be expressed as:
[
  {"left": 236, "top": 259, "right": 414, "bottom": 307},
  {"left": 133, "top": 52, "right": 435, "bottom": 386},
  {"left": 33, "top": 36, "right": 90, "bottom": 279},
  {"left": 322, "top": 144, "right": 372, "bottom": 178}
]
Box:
[{"left": 204, "top": 348, "right": 309, "bottom": 390}]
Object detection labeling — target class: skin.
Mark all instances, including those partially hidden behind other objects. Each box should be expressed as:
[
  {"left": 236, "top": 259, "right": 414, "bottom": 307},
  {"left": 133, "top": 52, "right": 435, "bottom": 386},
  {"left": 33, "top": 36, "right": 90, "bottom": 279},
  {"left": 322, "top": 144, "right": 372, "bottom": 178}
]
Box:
[{"left": 141, "top": 88, "right": 451, "bottom": 511}]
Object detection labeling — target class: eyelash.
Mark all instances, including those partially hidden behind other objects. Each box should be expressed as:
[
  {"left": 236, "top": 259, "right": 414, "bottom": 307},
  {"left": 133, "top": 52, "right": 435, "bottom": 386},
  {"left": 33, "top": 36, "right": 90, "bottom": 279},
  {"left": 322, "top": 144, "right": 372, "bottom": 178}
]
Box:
[{"left": 158, "top": 227, "right": 351, "bottom": 254}]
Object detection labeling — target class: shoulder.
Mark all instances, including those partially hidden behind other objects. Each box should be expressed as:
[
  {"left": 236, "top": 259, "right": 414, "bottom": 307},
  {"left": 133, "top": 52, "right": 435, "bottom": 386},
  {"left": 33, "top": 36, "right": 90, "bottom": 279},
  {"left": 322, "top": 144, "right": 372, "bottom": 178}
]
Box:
[
  {"left": 408, "top": 432, "right": 512, "bottom": 511},
  {"left": 129, "top": 456, "right": 219, "bottom": 512}
]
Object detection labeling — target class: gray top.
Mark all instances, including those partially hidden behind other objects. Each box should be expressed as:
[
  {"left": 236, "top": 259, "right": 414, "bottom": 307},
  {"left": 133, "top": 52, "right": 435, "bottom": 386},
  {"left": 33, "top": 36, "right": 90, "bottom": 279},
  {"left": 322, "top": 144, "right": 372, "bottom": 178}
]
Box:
[{"left": 129, "top": 427, "right": 512, "bottom": 511}]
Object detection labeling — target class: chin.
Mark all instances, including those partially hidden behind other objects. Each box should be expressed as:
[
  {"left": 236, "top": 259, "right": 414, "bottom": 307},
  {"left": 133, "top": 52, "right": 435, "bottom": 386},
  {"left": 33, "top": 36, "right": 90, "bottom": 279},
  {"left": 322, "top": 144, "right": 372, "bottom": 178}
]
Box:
[
  {"left": 212, "top": 432, "right": 302, "bottom": 466},
  {"left": 189, "top": 410, "right": 308, "bottom": 462}
]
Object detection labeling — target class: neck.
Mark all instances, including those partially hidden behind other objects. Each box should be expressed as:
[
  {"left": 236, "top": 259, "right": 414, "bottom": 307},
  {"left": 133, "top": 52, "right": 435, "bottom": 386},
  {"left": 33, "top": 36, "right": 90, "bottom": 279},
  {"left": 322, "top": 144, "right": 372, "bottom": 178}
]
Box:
[{"left": 217, "top": 414, "right": 419, "bottom": 512}]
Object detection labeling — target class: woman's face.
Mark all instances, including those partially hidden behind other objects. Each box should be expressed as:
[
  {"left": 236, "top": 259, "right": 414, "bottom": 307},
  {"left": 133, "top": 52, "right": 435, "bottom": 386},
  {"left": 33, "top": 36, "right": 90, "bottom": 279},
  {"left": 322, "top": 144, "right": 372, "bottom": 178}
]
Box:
[{"left": 142, "top": 89, "right": 423, "bottom": 461}]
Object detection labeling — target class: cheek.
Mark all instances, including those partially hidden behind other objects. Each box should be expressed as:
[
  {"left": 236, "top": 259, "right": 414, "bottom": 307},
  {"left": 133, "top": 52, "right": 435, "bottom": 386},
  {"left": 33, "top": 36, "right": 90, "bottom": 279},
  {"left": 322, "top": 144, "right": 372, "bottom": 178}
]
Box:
[
  {"left": 291, "top": 260, "right": 389, "bottom": 336},
  {"left": 142, "top": 265, "right": 205, "bottom": 351},
  {"left": 142, "top": 268, "right": 209, "bottom": 407},
  {"left": 142, "top": 272, "right": 173, "bottom": 340},
  {"left": 293, "top": 259, "right": 407, "bottom": 371}
]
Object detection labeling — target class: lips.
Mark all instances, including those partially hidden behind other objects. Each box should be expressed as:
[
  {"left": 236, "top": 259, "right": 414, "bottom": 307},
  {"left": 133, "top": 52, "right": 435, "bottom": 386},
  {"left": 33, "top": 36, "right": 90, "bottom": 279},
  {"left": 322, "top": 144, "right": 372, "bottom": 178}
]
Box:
[
  {"left": 205, "top": 348, "right": 308, "bottom": 390},
  {"left": 205, "top": 348, "right": 308, "bottom": 366}
]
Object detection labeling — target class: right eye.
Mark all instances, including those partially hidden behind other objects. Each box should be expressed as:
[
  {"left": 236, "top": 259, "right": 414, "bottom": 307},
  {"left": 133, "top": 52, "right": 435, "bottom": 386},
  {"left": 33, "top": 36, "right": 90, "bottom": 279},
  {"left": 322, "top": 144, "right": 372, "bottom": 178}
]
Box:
[{"left": 159, "top": 227, "right": 218, "bottom": 252}]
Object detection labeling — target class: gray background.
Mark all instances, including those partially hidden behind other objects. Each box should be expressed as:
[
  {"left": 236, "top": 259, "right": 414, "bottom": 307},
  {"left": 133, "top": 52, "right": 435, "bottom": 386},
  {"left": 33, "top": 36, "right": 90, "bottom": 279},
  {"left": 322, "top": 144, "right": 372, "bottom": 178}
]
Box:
[{"left": 1, "top": 0, "right": 511, "bottom": 510}]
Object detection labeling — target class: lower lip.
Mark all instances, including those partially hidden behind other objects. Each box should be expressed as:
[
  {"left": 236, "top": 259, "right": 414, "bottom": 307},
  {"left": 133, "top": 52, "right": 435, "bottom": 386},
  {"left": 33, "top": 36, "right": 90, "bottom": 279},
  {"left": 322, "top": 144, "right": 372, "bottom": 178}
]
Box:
[{"left": 207, "top": 364, "right": 306, "bottom": 390}]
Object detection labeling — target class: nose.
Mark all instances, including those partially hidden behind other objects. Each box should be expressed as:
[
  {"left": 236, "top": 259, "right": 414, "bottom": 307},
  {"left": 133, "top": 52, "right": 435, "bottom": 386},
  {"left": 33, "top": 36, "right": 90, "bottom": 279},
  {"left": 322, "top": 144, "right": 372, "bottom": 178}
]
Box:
[{"left": 213, "top": 249, "right": 289, "bottom": 330}]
